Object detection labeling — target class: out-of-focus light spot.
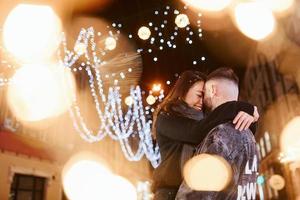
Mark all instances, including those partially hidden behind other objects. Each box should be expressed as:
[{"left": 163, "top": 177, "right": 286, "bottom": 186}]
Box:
[
  {"left": 63, "top": 159, "right": 114, "bottom": 200},
  {"left": 74, "top": 42, "right": 87, "bottom": 55},
  {"left": 3, "top": 4, "right": 62, "bottom": 62},
  {"left": 146, "top": 95, "right": 156, "bottom": 105},
  {"left": 152, "top": 84, "right": 161, "bottom": 92},
  {"left": 138, "top": 26, "right": 151, "bottom": 40},
  {"left": 193, "top": 61, "right": 197, "bottom": 65},
  {"left": 111, "top": 176, "right": 137, "bottom": 200},
  {"left": 281, "top": 117, "right": 300, "bottom": 159},
  {"left": 153, "top": 57, "right": 158, "bottom": 62},
  {"left": 234, "top": 2, "right": 276, "bottom": 40},
  {"left": 182, "top": 0, "right": 232, "bottom": 12},
  {"left": 105, "top": 37, "right": 117, "bottom": 50},
  {"left": 262, "top": 0, "right": 294, "bottom": 13},
  {"left": 7, "top": 64, "right": 75, "bottom": 122},
  {"left": 166, "top": 80, "right": 171, "bottom": 85},
  {"left": 125, "top": 96, "right": 133, "bottom": 106},
  {"left": 175, "top": 14, "right": 190, "bottom": 28},
  {"left": 201, "top": 56, "right": 206, "bottom": 61},
  {"left": 183, "top": 154, "right": 232, "bottom": 191},
  {"left": 268, "top": 174, "right": 285, "bottom": 190}
]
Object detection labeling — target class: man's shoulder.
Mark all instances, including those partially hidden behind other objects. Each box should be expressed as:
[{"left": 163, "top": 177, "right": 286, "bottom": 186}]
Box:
[{"left": 205, "top": 122, "right": 256, "bottom": 151}]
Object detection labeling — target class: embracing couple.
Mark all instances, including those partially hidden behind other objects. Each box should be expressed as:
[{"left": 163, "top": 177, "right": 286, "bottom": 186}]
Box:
[{"left": 152, "top": 68, "right": 259, "bottom": 200}]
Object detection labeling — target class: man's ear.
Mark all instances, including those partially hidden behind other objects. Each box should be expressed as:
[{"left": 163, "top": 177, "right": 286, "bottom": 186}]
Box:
[{"left": 211, "top": 84, "right": 217, "bottom": 97}]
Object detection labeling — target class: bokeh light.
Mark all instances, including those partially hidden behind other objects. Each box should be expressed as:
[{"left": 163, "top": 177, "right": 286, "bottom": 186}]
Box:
[
  {"left": 183, "top": 154, "right": 232, "bottom": 191},
  {"left": 182, "top": 0, "right": 232, "bottom": 12},
  {"left": 233, "top": 2, "right": 276, "bottom": 40},
  {"left": 3, "top": 4, "right": 62, "bottom": 62},
  {"left": 146, "top": 95, "right": 156, "bottom": 105},
  {"left": 105, "top": 37, "right": 117, "bottom": 50},
  {"left": 125, "top": 96, "right": 133, "bottom": 106},
  {"left": 7, "top": 64, "right": 75, "bottom": 122},
  {"left": 62, "top": 152, "right": 136, "bottom": 200},
  {"left": 175, "top": 14, "right": 190, "bottom": 28},
  {"left": 152, "top": 84, "right": 161, "bottom": 92},
  {"left": 74, "top": 42, "right": 87, "bottom": 55},
  {"left": 111, "top": 175, "right": 137, "bottom": 200},
  {"left": 138, "top": 26, "right": 151, "bottom": 40},
  {"left": 281, "top": 117, "right": 300, "bottom": 159},
  {"left": 63, "top": 159, "right": 114, "bottom": 200}
]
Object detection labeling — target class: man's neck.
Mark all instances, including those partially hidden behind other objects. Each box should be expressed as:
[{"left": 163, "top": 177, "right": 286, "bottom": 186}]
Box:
[{"left": 212, "top": 98, "right": 237, "bottom": 110}]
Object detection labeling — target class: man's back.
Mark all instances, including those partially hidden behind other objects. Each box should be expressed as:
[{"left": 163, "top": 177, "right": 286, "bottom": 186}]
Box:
[{"left": 176, "top": 122, "right": 258, "bottom": 200}]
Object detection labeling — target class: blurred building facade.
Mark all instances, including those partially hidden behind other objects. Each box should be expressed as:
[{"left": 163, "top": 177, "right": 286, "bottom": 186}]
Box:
[{"left": 243, "top": 52, "right": 300, "bottom": 200}]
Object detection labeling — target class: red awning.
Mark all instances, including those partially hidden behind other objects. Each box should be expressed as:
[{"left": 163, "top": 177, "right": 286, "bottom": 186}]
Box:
[{"left": 0, "top": 131, "right": 54, "bottom": 161}]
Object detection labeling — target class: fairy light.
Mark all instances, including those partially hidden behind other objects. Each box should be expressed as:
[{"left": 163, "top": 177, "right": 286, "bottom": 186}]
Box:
[
  {"left": 175, "top": 14, "right": 190, "bottom": 28},
  {"left": 138, "top": 26, "right": 151, "bottom": 40}
]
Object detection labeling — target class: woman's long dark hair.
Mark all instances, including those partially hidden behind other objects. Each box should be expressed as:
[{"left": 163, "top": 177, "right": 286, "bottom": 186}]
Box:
[{"left": 152, "top": 70, "right": 206, "bottom": 138}]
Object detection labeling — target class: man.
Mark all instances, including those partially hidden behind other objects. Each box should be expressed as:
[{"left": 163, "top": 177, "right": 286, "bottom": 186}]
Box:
[{"left": 176, "top": 68, "right": 259, "bottom": 200}]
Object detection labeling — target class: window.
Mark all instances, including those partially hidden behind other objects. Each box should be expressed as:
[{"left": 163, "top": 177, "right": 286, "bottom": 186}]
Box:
[
  {"left": 264, "top": 132, "right": 272, "bottom": 153},
  {"left": 260, "top": 138, "right": 266, "bottom": 158},
  {"left": 9, "top": 174, "right": 46, "bottom": 200},
  {"left": 256, "top": 144, "right": 261, "bottom": 160}
]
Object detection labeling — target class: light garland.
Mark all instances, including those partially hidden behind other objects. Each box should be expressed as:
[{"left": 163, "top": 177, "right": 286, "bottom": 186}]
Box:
[
  {"left": 0, "top": 4, "right": 206, "bottom": 167},
  {"left": 57, "top": 27, "right": 161, "bottom": 167}
]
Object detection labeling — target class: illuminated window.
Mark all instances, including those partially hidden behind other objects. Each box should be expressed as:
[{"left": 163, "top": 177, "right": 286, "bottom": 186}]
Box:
[
  {"left": 260, "top": 138, "right": 266, "bottom": 158},
  {"left": 256, "top": 144, "right": 261, "bottom": 160},
  {"left": 264, "top": 132, "right": 272, "bottom": 153}
]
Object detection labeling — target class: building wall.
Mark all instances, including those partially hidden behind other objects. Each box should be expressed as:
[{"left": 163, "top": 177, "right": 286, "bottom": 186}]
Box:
[{"left": 0, "top": 151, "right": 63, "bottom": 200}]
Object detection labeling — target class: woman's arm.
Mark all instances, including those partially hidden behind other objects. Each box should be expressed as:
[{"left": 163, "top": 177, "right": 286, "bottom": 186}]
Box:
[{"left": 156, "top": 101, "right": 256, "bottom": 145}]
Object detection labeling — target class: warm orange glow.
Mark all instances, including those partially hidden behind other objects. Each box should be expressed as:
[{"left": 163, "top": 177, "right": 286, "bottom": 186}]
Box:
[
  {"left": 183, "top": 154, "right": 232, "bottom": 191},
  {"left": 233, "top": 2, "right": 276, "bottom": 41},
  {"left": 7, "top": 64, "right": 75, "bottom": 121},
  {"left": 152, "top": 84, "right": 161, "bottom": 92},
  {"left": 3, "top": 4, "right": 62, "bottom": 62},
  {"left": 182, "top": 0, "right": 232, "bottom": 12}
]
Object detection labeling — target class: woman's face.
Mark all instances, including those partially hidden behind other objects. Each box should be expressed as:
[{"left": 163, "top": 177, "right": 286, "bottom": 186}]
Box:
[{"left": 184, "top": 81, "right": 205, "bottom": 111}]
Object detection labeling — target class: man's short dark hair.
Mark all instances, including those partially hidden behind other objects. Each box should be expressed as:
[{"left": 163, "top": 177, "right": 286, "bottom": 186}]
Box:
[{"left": 207, "top": 67, "right": 239, "bottom": 85}]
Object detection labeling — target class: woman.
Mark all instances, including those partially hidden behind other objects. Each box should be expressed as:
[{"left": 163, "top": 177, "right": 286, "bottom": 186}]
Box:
[{"left": 152, "top": 70, "right": 258, "bottom": 200}]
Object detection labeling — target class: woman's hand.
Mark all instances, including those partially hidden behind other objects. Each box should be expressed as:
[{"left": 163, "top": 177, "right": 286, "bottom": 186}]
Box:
[
  {"left": 233, "top": 111, "right": 255, "bottom": 131},
  {"left": 253, "top": 106, "right": 259, "bottom": 122}
]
